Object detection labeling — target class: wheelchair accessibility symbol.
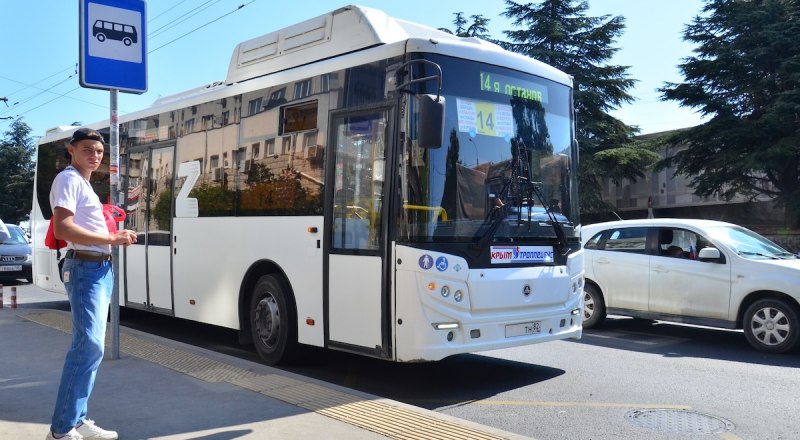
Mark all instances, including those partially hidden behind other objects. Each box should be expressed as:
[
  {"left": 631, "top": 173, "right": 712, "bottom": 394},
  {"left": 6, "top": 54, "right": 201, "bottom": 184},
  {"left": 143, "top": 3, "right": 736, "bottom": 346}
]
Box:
[{"left": 435, "top": 256, "right": 448, "bottom": 272}]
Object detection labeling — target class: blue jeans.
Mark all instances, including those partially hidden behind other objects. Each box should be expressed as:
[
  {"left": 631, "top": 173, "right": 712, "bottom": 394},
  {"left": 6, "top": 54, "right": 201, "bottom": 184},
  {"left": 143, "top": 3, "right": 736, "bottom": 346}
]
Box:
[{"left": 50, "top": 258, "right": 113, "bottom": 434}]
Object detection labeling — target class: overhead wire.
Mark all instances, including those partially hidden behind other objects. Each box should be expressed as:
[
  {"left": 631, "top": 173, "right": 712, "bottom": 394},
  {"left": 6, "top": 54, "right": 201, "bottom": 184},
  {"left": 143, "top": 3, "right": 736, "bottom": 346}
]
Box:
[
  {"left": 3, "top": 0, "right": 256, "bottom": 123},
  {"left": 147, "top": 0, "right": 189, "bottom": 23},
  {"left": 149, "top": 0, "right": 221, "bottom": 39},
  {"left": 150, "top": 1, "right": 255, "bottom": 53}
]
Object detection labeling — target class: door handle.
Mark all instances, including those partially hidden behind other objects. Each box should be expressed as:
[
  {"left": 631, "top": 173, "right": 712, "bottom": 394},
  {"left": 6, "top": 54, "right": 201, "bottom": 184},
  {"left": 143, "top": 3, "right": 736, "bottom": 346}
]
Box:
[
  {"left": 652, "top": 266, "right": 668, "bottom": 273},
  {"left": 596, "top": 257, "right": 610, "bottom": 265}
]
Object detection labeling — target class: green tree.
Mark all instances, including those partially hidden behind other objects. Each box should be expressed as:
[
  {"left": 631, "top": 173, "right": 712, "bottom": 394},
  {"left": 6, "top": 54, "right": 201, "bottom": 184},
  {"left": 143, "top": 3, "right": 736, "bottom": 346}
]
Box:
[
  {"left": 659, "top": 0, "right": 800, "bottom": 226},
  {"left": 438, "top": 12, "right": 492, "bottom": 38},
  {"left": 500, "top": 0, "right": 660, "bottom": 214},
  {"left": 0, "top": 119, "right": 35, "bottom": 223}
]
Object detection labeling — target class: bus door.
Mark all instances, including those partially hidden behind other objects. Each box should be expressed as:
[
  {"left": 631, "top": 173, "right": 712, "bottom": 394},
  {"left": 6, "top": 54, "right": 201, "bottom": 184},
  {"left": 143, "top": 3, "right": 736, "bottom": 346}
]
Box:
[
  {"left": 124, "top": 144, "right": 175, "bottom": 313},
  {"left": 326, "top": 108, "right": 392, "bottom": 356}
]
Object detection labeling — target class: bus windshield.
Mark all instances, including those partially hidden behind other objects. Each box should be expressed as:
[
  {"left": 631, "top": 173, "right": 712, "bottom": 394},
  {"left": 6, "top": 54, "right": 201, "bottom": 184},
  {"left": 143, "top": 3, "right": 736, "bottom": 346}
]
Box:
[{"left": 398, "top": 54, "right": 577, "bottom": 243}]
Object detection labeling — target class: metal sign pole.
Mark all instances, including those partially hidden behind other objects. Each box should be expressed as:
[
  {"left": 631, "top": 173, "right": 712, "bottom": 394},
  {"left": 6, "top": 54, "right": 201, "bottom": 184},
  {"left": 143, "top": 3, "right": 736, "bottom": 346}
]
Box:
[
  {"left": 79, "top": 0, "right": 146, "bottom": 360},
  {"left": 110, "top": 88, "right": 120, "bottom": 360}
]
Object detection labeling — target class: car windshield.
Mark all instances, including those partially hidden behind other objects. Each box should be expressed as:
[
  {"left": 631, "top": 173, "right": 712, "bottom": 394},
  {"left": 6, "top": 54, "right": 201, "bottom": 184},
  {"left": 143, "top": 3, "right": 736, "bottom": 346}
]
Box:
[
  {"left": 706, "top": 225, "right": 795, "bottom": 259},
  {"left": 2, "top": 226, "right": 29, "bottom": 245}
]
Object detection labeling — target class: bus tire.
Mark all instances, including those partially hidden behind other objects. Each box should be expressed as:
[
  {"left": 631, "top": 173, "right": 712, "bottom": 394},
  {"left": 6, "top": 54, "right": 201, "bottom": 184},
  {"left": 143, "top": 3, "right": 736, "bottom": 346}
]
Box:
[
  {"left": 96, "top": 33, "right": 106, "bottom": 42},
  {"left": 123, "top": 37, "right": 133, "bottom": 46},
  {"left": 250, "top": 274, "right": 297, "bottom": 365}
]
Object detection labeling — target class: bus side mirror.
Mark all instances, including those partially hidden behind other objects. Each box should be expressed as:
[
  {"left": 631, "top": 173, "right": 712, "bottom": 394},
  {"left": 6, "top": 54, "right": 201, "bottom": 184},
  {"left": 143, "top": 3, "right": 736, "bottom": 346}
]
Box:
[{"left": 417, "top": 94, "right": 444, "bottom": 149}]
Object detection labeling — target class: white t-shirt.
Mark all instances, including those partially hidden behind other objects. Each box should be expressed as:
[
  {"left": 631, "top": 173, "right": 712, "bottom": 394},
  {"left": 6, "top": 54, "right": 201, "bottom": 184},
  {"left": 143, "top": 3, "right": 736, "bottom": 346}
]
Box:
[{"left": 49, "top": 166, "right": 111, "bottom": 254}]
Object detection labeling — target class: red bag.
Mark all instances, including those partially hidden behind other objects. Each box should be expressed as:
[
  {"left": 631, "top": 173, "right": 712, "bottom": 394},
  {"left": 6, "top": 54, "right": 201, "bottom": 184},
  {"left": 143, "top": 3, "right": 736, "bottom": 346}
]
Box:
[
  {"left": 46, "top": 204, "right": 127, "bottom": 250},
  {"left": 45, "top": 217, "right": 67, "bottom": 250},
  {"left": 102, "top": 204, "right": 126, "bottom": 234}
]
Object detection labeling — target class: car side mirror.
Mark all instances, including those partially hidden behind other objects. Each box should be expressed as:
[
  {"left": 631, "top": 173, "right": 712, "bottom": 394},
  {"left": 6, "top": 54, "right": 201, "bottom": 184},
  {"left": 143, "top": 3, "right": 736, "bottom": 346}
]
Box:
[{"left": 698, "top": 247, "right": 720, "bottom": 261}]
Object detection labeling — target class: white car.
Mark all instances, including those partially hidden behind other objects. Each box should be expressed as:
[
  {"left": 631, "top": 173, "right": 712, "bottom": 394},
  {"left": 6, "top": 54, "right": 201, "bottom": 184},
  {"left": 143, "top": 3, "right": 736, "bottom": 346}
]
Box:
[{"left": 581, "top": 218, "right": 800, "bottom": 353}]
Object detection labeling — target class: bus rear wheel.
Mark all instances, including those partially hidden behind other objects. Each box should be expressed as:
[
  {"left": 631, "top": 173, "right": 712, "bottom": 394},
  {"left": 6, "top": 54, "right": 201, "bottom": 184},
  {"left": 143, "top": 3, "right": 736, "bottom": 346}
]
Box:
[{"left": 250, "top": 275, "right": 297, "bottom": 365}]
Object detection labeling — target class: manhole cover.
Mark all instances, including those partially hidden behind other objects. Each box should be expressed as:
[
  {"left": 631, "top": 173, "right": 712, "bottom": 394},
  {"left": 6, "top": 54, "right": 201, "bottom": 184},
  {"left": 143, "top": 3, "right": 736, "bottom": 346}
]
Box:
[{"left": 626, "top": 409, "right": 734, "bottom": 434}]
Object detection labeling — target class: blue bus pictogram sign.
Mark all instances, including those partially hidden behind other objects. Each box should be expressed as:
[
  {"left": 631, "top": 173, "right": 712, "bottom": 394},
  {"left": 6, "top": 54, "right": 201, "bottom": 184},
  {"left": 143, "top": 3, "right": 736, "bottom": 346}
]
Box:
[{"left": 80, "top": 0, "right": 147, "bottom": 93}]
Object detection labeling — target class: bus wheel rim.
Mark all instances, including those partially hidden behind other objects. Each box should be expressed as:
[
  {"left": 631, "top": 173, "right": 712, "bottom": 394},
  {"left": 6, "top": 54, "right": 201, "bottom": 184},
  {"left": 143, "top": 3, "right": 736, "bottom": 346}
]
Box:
[{"left": 255, "top": 296, "right": 280, "bottom": 348}]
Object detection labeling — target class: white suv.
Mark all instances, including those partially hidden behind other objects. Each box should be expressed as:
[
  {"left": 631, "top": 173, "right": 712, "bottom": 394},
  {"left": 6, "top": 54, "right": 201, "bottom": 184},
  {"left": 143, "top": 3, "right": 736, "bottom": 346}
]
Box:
[{"left": 581, "top": 218, "right": 800, "bottom": 353}]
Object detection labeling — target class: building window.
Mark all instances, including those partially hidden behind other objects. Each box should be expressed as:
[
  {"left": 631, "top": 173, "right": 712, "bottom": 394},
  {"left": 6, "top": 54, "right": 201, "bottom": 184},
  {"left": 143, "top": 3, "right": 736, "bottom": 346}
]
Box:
[
  {"left": 321, "top": 73, "right": 330, "bottom": 93},
  {"left": 304, "top": 131, "right": 317, "bottom": 149},
  {"left": 221, "top": 110, "right": 230, "bottom": 126},
  {"left": 251, "top": 142, "right": 260, "bottom": 159},
  {"left": 236, "top": 148, "right": 246, "bottom": 170},
  {"left": 183, "top": 118, "right": 195, "bottom": 134},
  {"left": 269, "top": 89, "right": 285, "bottom": 102},
  {"left": 266, "top": 139, "right": 275, "bottom": 156},
  {"left": 282, "top": 101, "right": 318, "bottom": 134},
  {"left": 210, "top": 155, "right": 219, "bottom": 168},
  {"left": 248, "top": 98, "right": 263, "bottom": 116},
  {"left": 201, "top": 115, "right": 214, "bottom": 130},
  {"left": 294, "top": 79, "right": 313, "bottom": 99},
  {"left": 265, "top": 88, "right": 286, "bottom": 110},
  {"left": 281, "top": 136, "right": 292, "bottom": 154}
]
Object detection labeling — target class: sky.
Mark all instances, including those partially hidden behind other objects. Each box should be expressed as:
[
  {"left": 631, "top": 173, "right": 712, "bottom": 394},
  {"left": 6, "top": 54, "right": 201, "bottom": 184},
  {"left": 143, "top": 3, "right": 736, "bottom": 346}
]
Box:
[{"left": 0, "top": 0, "right": 707, "bottom": 141}]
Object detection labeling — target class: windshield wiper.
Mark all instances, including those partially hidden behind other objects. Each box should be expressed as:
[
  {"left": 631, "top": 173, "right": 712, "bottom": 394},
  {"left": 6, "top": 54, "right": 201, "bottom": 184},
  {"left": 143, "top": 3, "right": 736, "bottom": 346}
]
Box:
[
  {"left": 474, "top": 170, "right": 514, "bottom": 249},
  {"left": 474, "top": 139, "right": 570, "bottom": 256},
  {"left": 737, "top": 250, "right": 778, "bottom": 259},
  {"left": 529, "top": 180, "right": 570, "bottom": 256}
]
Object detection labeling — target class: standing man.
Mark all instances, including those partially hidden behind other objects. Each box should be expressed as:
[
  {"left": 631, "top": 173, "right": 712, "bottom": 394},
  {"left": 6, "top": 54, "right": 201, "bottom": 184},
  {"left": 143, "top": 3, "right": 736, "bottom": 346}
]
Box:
[{"left": 47, "top": 128, "right": 137, "bottom": 440}]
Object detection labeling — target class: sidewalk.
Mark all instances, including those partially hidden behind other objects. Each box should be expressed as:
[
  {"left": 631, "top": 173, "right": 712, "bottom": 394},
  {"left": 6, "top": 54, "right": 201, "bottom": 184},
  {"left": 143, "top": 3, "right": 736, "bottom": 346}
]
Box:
[{"left": 0, "top": 283, "right": 531, "bottom": 440}]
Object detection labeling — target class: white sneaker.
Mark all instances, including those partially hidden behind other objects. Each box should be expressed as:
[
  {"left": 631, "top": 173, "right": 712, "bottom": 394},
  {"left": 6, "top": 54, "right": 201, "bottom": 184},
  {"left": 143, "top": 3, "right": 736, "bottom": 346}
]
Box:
[
  {"left": 75, "top": 419, "right": 118, "bottom": 440},
  {"left": 45, "top": 428, "right": 83, "bottom": 440}
]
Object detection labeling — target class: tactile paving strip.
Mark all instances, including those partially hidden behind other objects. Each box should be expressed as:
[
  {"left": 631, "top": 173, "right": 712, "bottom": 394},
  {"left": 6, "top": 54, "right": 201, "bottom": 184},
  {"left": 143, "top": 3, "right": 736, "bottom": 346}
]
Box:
[{"left": 24, "top": 312, "right": 512, "bottom": 440}]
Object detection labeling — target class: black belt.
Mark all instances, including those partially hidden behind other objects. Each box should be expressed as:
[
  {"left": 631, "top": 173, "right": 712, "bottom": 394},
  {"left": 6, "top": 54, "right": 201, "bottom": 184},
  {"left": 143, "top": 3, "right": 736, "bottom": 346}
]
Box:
[{"left": 65, "top": 249, "right": 112, "bottom": 262}]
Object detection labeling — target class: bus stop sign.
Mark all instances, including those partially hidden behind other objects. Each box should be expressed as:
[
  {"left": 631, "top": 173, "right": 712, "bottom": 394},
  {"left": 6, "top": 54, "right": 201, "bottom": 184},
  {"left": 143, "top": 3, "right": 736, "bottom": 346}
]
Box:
[{"left": 79, "top": 0, "right": 147, "bottom": 93}]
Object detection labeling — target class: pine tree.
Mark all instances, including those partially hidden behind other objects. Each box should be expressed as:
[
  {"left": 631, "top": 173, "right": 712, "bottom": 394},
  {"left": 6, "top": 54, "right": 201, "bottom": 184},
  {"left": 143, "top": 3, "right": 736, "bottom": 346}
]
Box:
[
  {"left": 659, "top": 0, "right": 800, "bottom": 227},
  {"left": 0, "top": 119, "right": 35, "bottom": 223},
  {"left": 438, "top": 12, "right": 492, "bottom": 38},
  {"left": 500, "top": 0, "right": 659, "bottom": 214}
]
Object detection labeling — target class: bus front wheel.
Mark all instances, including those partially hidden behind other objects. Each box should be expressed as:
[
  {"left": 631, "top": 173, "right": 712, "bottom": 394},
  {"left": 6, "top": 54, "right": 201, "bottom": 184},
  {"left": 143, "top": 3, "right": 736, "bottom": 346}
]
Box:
[
  {"left": 96, "top": 33, "right": 106, "bottom": 42},
  {"left": 250, "top": 274, "right": 297, "bottom": 365}
]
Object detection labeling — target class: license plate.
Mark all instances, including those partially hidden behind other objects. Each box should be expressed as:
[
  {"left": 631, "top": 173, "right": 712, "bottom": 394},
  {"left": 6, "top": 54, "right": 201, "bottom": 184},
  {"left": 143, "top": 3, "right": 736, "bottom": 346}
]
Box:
[
  {"left": 505, "top": 321, "right": 542, "bottom": 337},
  {"left": 0, "top": 265, "right": 22, "bottom": 272}
]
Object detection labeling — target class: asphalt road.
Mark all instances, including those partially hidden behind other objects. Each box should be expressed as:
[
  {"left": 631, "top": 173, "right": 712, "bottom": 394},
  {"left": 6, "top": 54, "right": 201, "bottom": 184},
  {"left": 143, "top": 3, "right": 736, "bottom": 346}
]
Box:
[
  {"left": 115, "top": 307, "right": 799, "bottom": 440},
  {"left": 13, "top": 283, "right": 799, "bottom": 440}
]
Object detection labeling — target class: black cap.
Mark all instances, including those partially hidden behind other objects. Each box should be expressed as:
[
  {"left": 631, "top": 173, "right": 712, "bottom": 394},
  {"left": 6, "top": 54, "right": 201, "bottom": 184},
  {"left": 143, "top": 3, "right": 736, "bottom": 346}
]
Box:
[{"left": 69, "top": 127, "right": 105, "bottom": 145}]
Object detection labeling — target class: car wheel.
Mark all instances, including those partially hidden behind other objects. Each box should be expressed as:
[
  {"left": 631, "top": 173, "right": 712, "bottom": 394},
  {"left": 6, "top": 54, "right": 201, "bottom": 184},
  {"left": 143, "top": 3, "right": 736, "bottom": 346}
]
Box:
[
  {"left": 250, "top": 274, "right": 297, "bottom": 365},
  {"left": 582, "top": 284, "right": 607, "bottom": 328},
  {"left": 743, "top": 299, "right": 799, "bottom": 353}
]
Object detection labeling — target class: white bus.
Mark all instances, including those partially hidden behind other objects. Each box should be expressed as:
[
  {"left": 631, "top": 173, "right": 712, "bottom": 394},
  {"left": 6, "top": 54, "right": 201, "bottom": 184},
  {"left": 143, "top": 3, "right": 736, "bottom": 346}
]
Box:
[{"left": 32, "top": 5, "right": 584, "bottom": 365}]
